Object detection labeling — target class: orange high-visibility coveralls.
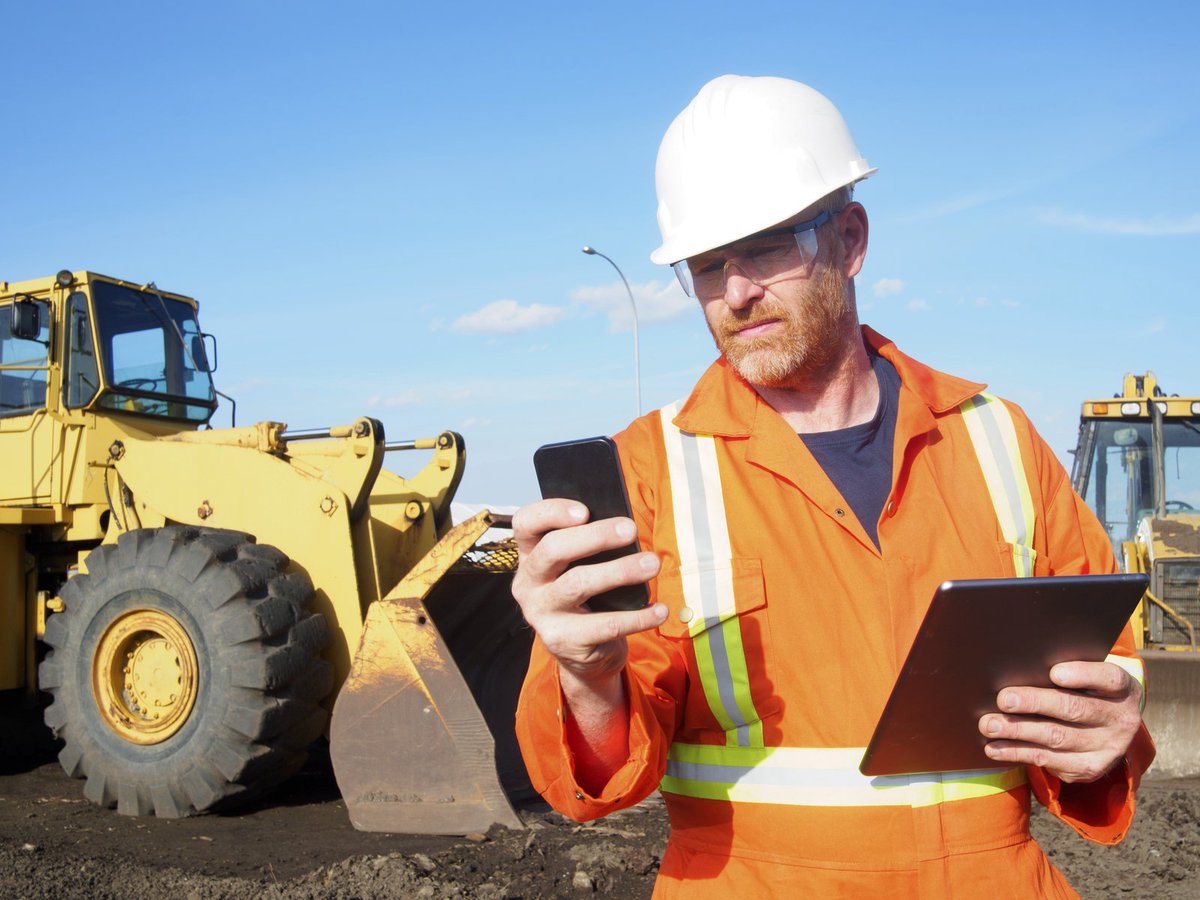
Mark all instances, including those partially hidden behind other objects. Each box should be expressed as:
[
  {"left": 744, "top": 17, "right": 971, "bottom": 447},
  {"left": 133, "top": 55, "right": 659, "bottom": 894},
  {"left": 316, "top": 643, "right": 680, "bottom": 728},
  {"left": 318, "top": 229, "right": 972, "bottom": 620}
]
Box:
[{"left": 516, "top": 328, "right": 1155, "bottom": 898}]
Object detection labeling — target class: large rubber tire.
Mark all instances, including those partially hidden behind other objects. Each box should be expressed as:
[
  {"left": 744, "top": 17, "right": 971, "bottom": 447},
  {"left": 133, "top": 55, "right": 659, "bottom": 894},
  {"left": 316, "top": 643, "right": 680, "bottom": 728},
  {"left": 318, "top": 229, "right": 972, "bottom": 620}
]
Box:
[{"left": 38, "top": 526, "right": 333, "bottom": 818}]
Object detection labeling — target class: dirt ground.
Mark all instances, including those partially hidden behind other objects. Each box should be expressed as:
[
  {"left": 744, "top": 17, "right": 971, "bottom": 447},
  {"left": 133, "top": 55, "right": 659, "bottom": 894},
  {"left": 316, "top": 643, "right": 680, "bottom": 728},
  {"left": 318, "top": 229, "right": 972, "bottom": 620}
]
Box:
[{"left": 2, "top": 702, "right": 1198, "bottom": 899}]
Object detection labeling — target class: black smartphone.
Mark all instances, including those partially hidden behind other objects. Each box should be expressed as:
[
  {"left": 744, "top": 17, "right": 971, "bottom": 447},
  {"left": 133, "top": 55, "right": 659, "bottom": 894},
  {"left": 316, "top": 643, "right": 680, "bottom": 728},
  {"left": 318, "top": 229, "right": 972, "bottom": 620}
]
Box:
[{"left": 533, "top": 436, "right": 650, "bottom": 613}]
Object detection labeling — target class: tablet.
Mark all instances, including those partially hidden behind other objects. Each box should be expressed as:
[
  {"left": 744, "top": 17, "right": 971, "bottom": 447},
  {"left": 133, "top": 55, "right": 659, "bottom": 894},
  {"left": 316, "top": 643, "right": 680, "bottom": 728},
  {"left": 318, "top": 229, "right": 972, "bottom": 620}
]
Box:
[{"left": 858, "top": 573, "right": 1148, "bottom": 776}]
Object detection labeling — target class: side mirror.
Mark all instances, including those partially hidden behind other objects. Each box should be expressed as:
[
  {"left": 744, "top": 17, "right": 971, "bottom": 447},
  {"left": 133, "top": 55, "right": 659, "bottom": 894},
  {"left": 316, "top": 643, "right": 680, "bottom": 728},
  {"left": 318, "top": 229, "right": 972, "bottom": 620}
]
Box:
[
  {"left": 191, "top": 333, "right": 217, "bottom": 373},
  {"left": 11, "top": 297, "right": 41, "bottom": 340}
]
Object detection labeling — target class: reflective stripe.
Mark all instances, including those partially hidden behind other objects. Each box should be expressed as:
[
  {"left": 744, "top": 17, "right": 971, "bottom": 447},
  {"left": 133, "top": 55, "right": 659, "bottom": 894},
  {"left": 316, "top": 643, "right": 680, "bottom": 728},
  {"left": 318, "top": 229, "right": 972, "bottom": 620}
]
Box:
[
  {"left": 959, "top": 393, "right": 1037, "bottom": 577},
  {"left": 660, "top": 402, "right": 764, "bottom": 748},
  {"left": 662, "top": 744, "right": 1026, "bottom": 807}
]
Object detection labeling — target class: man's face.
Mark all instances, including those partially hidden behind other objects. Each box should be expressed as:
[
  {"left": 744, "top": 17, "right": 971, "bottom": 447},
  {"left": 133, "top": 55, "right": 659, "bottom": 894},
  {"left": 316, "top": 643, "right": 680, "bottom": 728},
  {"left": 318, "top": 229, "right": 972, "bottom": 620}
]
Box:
[{"left": 696, "top": 238, "right": 852, "bottom": 388}]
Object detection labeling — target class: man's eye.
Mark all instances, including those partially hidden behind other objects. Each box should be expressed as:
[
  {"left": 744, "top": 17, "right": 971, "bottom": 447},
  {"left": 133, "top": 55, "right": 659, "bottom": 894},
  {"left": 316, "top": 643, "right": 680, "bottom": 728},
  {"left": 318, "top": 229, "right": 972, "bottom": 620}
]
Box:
[
  {"left": 746, "top": 243, "right": 792, "bottom": 261},
  {"left": 692, "top": 261, "right": 723, "bottom": 276}
]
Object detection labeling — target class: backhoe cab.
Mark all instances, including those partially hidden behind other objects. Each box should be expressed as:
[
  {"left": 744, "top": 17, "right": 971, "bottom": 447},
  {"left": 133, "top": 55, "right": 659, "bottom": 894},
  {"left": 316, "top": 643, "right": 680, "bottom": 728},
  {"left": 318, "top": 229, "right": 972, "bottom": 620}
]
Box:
[{"left": 1071, "top": 372, "right": 1200, "bottom": 776}]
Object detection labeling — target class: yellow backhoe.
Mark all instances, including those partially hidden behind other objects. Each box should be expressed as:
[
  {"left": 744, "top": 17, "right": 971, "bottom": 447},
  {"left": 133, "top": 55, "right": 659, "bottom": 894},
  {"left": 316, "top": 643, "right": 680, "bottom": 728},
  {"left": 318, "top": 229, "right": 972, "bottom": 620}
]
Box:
[
  {"left": 1070, "top": 372, "right": 1200, "bottom": 777},
  {"left": 0, "top": 270, "right": 533, "bottom": 834}
]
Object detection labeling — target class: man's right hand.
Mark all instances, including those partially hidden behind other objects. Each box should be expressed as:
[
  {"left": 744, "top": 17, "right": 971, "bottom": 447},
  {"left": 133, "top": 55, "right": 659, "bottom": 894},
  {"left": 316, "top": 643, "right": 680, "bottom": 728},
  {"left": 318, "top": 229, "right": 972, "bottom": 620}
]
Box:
[{"left": 511, "top": 498, "right": 666, "bottom": 689}]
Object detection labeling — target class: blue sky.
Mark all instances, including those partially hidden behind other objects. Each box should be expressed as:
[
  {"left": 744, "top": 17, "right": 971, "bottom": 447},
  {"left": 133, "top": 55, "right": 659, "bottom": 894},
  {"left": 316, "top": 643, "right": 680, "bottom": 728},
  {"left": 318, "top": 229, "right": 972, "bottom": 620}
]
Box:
[{"left": 3, "top": 1, "right": 1197, "bottom": 506}]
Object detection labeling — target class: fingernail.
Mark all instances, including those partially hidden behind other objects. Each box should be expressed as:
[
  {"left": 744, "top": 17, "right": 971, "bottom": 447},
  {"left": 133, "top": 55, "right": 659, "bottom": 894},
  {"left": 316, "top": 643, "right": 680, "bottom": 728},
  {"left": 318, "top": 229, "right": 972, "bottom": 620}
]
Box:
[
  {"left": 616, "top": 520, "right": 637, "bottom": 540},
  {"left": 638, "top": 553, "right": 659, "bottom": 572},
  {"left": 986, "top": 719, "right": 1000, "bottom": 735},
  {"left": 568, "top": 505, "right": 587, "bottom": 522},
  {"left": 651, "top": 603, "right": 668, "bottom": 621},
  {"left": 1000, "top": 693, "right": 1017, "bottom": 712}
]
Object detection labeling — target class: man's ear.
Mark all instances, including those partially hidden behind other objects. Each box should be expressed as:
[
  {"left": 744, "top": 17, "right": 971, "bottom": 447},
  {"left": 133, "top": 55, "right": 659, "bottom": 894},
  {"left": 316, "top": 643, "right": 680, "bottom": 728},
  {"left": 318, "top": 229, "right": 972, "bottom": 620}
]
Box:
[{"left": 838, "top": 202, "right": 869, "bottom": 279}]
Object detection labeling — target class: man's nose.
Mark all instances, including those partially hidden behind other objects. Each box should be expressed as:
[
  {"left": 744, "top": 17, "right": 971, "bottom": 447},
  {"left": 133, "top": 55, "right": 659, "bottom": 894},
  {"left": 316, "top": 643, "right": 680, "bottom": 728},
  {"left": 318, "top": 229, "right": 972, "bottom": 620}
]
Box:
[{"left": 723, "top": 261, "right": 764, "bottom": 309}]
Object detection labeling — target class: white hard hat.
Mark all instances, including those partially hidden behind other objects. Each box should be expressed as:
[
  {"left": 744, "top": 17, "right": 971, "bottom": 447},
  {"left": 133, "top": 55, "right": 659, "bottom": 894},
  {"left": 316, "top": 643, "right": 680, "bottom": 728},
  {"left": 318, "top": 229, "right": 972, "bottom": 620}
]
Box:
[{"left": 650, "top": 75, "right": 877, "bottom": 265}]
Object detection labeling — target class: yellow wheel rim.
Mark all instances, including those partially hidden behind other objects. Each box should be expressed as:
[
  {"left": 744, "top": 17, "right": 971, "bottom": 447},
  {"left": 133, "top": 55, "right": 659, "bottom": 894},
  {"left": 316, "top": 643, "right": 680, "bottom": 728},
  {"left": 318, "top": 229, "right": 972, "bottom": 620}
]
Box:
[{"left": 92, "top": 608, "right": 199, "bottom": 745}]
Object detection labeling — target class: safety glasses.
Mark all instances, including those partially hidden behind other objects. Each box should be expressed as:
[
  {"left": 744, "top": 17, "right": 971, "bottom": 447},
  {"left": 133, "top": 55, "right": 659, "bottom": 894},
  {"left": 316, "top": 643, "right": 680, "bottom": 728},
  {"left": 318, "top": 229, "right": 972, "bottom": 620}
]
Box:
[{"left": 672, "top": 209, "right": 840, "bottom": 300}]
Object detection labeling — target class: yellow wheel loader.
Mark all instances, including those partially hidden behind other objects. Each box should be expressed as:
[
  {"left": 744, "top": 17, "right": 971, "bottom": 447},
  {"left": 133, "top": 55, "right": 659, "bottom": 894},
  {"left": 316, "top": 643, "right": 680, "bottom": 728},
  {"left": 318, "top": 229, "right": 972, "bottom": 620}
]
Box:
[
  {"left": 0, "top": 270, "right": 533, "bottom": 833},
  {"left": 1070, "top": 372, "right": 1200, "bottom": 777}
]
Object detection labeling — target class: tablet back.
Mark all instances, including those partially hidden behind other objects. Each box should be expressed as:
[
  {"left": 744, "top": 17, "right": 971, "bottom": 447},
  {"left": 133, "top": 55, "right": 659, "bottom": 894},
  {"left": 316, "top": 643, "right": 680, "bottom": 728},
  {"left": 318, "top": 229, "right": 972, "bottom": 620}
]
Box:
[{"left": 859, "top": 573, "right": 1147, "bottom": 777}]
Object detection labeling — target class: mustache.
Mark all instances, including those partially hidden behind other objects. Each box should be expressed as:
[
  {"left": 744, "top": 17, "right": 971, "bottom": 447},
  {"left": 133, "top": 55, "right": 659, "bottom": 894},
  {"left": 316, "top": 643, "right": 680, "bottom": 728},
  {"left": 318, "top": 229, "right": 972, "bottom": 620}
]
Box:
[{"left": 719, "top": 307, "right": 788, "bottom": 339}]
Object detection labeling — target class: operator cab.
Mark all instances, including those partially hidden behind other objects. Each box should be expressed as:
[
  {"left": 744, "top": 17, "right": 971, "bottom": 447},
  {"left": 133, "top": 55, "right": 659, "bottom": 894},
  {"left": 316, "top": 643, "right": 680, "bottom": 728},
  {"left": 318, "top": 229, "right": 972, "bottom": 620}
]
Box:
[
  {"left": 68, "top": 277, "right": 217, "bottom": 423},
  {"left": 1071, "top": 374, "right": 1200, "bottom": 556}
]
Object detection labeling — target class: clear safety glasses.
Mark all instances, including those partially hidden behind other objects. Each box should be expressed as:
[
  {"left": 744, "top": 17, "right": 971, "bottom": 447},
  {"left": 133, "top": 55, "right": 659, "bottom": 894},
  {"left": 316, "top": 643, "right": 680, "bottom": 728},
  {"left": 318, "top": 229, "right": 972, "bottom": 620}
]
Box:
[{"left": 672, "top": 209, "right": 841, "bottom": 300}]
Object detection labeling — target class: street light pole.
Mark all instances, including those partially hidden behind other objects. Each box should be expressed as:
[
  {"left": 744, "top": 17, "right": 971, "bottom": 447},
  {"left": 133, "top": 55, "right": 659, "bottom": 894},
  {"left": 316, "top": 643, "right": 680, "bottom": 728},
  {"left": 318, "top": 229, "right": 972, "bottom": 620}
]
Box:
[{"left": 581, "top": 245, "right": 642, "bottom": 417}]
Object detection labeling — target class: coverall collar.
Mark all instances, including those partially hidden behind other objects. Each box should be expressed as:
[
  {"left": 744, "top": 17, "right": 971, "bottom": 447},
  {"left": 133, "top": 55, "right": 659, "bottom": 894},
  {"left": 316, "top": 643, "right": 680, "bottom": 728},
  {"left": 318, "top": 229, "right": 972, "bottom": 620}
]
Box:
[
  {"left": 671, "top": 325, "right": 986, "bottom": 438},
  {"left": 670, "top": 327, "right": 987, "bottom": 549}
]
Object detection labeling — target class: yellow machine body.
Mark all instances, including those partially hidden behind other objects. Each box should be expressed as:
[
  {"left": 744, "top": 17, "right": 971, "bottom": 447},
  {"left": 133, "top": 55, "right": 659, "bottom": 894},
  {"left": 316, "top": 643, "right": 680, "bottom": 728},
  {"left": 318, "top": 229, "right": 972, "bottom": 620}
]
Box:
[
  {"left": 1, "top": 271, "right": 531, "bottom": 832},
  {"left": 1071, "top": 372, "right": 1200, "bottom": 776}
]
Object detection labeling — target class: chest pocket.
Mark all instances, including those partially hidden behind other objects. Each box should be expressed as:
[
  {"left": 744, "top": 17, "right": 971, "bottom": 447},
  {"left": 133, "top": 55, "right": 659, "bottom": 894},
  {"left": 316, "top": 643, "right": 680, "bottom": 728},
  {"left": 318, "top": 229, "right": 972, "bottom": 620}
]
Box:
[{"left": 654, "top": 558, "right": 779, "bottom": 747}]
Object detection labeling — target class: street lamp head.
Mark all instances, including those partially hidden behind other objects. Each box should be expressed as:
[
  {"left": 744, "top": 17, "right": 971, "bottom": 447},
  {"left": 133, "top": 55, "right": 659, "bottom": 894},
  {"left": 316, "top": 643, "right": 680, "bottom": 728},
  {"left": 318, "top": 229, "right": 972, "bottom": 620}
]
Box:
[{"left": 581, "top": 245, "right": 596, "bottom": 255}]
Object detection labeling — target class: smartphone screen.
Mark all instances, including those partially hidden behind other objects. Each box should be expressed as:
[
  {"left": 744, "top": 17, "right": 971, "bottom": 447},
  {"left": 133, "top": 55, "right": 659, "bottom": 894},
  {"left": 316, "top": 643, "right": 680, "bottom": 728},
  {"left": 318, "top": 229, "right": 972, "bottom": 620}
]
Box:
[{"left": 533, "top": 436, "right": 650, "bottom": 612}]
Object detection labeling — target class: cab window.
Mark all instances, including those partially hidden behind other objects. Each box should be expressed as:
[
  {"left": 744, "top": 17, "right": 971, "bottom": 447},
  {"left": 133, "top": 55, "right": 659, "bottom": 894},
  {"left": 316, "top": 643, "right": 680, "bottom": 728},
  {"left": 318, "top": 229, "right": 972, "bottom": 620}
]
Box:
[
  {"left": 0, "top": 299, "right": 51, "bottom": 416},
  {"left": 64, "top": 292, "right": 101, "bottom": 408}
]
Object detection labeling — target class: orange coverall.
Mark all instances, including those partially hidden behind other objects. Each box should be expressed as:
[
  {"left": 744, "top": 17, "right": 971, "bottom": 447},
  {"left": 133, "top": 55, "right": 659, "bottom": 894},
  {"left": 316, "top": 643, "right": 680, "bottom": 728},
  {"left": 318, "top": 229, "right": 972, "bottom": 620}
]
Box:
[{"left": 516, "top": 328, "right": 1154, "bottom": 898}]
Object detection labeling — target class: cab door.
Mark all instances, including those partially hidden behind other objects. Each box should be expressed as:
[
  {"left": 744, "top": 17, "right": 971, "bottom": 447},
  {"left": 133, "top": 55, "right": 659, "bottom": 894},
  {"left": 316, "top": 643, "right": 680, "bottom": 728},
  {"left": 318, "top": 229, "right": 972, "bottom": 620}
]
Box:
[{"left": 0, "top": 297, "right": 54, "bottom": 504}]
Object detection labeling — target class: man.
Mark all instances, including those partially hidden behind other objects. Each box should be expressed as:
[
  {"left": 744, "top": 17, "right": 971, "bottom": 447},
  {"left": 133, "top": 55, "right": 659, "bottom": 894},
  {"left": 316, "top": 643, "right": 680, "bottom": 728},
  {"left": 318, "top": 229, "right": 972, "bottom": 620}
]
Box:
[{"left": 512, "top": 75, "right": 1153, "bottom": 897}]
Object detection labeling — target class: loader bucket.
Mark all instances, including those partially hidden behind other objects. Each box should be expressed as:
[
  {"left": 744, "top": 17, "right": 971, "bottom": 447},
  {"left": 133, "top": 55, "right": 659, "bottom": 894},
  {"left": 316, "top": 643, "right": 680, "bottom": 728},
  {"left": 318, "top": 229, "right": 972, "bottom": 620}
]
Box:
[
  {"left": 1142, "top": 649, "right": 1200, "bottom": 778},
  {"left": 329, "top": 511, "right": 535, "bottom": 834}
]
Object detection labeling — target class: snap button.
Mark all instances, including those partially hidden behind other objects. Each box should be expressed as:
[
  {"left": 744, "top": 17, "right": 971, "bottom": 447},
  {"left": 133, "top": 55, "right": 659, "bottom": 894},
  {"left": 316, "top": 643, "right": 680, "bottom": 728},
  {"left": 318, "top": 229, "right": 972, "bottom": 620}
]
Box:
[
  {"left": 678, "top": 606, "right": 694, "bottom": 623},
  {"left": 575, "top": 791, "right": 585, "bottom": 800},
  {"left": 887, "top": 499, "right": 895, "bottom": 516},
  {"left": 834, "top": 508, "right": 846, "bottom": 518}
]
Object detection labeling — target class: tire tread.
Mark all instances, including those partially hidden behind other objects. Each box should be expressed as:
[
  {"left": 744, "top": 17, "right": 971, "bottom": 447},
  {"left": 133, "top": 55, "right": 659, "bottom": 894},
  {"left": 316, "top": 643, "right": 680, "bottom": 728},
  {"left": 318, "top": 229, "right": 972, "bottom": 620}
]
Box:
[{"left": 39, "top": 526, "right": 331, "bottom": 819}]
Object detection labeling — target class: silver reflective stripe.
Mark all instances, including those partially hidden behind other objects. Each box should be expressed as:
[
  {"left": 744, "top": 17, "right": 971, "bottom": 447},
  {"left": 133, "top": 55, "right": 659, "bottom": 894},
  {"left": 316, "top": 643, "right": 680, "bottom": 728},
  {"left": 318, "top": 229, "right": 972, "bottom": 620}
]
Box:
[
  {"left": 660, "top": 401, "right": 763, "bottom": 748},
  {"left": 960, "top": 393, "right": 1037, "bottom": 577},
  {"left": 661, "top": 744, "right": 1026, "bottom": 808}
]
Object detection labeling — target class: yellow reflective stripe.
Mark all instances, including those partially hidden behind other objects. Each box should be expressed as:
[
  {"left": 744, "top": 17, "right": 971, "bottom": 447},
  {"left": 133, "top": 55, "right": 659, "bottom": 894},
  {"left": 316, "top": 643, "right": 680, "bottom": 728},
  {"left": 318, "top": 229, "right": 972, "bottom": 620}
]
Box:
[
  {"left": 661, "top": 403, "right": 737, "bottom": 738},
  {"left": 716, "top": 617, "right": 764, "bottom": 748},
  {"left": 660, "top": 403, "right": 764, "bottom": 748},
  {"left": 1106, "top": 653, "right": 1148, "bottom": 712},
  {"left": 689, "top": 613, "right": 738, "bottom": 734},
  {"left": 662, "top": 743, "right": 1026, "bottom": 808},
  {"left": 960, "top": 393, "right": 1037, "bottom": 577},
  {"left": 682, "top": 427, "right": 765, "bottom": 747}
]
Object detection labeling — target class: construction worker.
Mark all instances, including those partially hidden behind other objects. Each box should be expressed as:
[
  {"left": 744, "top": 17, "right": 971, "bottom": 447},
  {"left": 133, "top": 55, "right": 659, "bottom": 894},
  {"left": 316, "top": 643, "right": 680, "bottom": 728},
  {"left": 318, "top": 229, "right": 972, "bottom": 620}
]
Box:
[{"left": 512, "top": 75, "right": 1154, "bottom": 897}]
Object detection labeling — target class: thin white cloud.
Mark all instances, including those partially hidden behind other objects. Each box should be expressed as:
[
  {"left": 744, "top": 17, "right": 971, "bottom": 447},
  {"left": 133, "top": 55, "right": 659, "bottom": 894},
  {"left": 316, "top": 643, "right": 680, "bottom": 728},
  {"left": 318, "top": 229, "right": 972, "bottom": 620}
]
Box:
[
  {"left": 902, "top": 184, "right": 1027, "bottom": 221},
  {"left": 907, "top": 299, "right": 932, "bottom": 312},
  {"left": 1140, "top": 318, "right": 1165, "bottom": 336},
  {"left": 958, "top": 295, "right": 1019, "bottom": 310},
  {"left": 450, "top": 299, "right": 567, "bottom": 334},
  {"left": 367, "top": 389, "right": 423, "bottom": 408},
  {"left": 1038, "top": 208, "right": 1200, "bottom": 236},
  {"left": 219, "top": 377, "right": 270, "bottom": 394},
  {"left": 873, "top": 278, "right": 905, "bottom": 298},
  {"left": 570, "top": 278, "right": 692, "bottom": 332}
]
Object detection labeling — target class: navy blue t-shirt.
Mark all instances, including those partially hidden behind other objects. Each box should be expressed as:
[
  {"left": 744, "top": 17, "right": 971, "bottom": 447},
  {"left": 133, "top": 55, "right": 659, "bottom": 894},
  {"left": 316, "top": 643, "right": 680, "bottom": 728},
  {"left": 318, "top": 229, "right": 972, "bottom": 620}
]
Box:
[{"left": 798, "top": 352, "right": 900, "bottom": 549}]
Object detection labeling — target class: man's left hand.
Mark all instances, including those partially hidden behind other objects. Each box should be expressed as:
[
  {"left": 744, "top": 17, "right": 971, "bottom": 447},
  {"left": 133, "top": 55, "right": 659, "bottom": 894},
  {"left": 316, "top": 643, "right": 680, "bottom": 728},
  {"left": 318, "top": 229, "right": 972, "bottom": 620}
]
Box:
[{"left": 978, "top": 661, "right": 1142, "bottom": 783}]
